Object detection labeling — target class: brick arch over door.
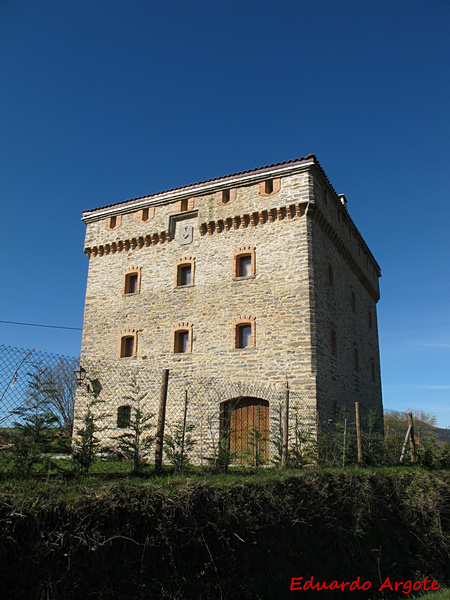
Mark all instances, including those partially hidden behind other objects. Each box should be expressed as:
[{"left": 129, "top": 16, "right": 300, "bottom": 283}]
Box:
[{"left": 220, "top": 397, "right": 269, "bottom": 465}]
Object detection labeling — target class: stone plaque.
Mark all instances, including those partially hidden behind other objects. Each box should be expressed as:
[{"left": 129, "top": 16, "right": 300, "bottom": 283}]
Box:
[{"left": 178, "top": 223, "right": 193, "bottom": 245}]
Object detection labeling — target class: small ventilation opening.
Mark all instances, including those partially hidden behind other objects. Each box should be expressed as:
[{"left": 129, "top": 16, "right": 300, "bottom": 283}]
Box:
[{"left": 265, "top": 180, "right": 274, "bottom": 195}]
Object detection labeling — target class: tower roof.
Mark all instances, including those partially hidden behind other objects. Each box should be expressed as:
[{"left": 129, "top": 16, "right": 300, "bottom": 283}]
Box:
[{"left": 82, "top": 154, "right": 329, "bottom": 220}]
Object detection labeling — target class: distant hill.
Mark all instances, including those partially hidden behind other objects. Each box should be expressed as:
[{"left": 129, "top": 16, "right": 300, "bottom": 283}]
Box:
[
  {"left": 384, "top": 409, "right": 450, "bottom": 447},
  {"left": 429, "top": 425, "right": 450, "bottom": 446}
]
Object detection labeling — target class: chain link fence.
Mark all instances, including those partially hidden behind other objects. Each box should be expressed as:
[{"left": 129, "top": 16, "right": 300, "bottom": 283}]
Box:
[
  {"left": 3, "top": 344, "right": 427, "bottom": 475},
  {"left": 0, "top": 345, "right": 79, "bottom": 474},
  {"left": 1, "top": 344, "right": 320, "bottom": 475}
]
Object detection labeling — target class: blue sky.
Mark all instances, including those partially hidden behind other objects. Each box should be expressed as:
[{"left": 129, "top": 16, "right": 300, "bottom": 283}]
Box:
[{"left": 1, "top": 0, "right": 449, "bottom": 427}]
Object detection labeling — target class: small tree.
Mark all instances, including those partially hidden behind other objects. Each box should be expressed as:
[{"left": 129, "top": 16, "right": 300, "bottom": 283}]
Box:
[
  {"left": 164, "top": 421, "right": 196, "bottom": 472},
  {"left": 113, "top": 376, "right": 154, "bottom": 473},
  {"left": 288, "top": 410, "right": 317, "bottom": 468},
  {"left": 362, "top": 410, "right": 384, "bottom": 466},
  {"left": 9, "top": 364, "right": 59, "bottom": 475},
  {"left": 72, "top": 388, "right": 103, "bottom": 475},
  {"left": 244, "top": 424, "right": 268, "bottom": 469},
  {"left": 45, "top": 358, "right": 78, "bottom": 437}
]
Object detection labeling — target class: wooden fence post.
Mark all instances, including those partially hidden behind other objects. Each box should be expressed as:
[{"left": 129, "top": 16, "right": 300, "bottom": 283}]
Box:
[
  {"left": 281, "top": 382, "right": 289, "bottom": 468},
  {"left": 180, "top": 389, "right": 188, "bottom": 470},
  {"left": 355, "top": 402, "right": 363, "bottom": 466},
  {"left": 408, "top": 412, "right": 416, "bottom": 464},
  {"left": 155, "top": 369, "right": 169, "bottom": 473},
  {"left": 400, "top": 424, "right": 412, "bottom": 463}
]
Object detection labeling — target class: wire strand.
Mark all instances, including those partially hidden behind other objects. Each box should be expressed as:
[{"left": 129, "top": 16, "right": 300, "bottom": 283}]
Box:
[{"left": 0, "top": 320, "right": 82, "bottom": 331}]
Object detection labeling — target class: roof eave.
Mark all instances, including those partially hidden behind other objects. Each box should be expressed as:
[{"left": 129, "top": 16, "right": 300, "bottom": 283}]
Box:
[{"left": 82, "top": 156, "right": 316, "bottom": 223}]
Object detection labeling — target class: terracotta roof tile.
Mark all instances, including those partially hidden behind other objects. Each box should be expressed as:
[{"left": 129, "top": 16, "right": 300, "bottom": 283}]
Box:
[{"left": 83, "top": 154, "right": 325, "bottom": 214}]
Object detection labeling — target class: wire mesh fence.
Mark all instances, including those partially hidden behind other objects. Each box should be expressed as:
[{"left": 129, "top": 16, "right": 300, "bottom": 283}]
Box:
[
  {"left": 1, "top": 344, "right": 435, "bottom": 476},
  {"left": 0, "top": 344, "right": 321, "bottom": 475},
  {"left": 70, "top": 358, "right": 320, "bottom": 473},
  {"left": 0, "top": 345, "right": 79, "bottom": 475}
]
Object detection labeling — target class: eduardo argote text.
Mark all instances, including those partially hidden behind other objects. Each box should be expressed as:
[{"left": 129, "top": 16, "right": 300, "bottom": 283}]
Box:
[{"left": 290, "top": 576, "right": 440, "bottom": 594}]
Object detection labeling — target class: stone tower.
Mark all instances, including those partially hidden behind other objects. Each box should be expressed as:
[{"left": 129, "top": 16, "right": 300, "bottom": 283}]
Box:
[{"left": 78, "top": 155, "right": 383, "bottom": 461}]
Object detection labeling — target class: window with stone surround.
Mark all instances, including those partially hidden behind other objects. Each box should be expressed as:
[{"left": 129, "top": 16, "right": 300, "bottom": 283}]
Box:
[
  {"left": 175, "top": 257, "right": 195, "bottom": 287},
  {"left": 173, "top": 323, "right": 193, "bottom": 353},
  {"left": 233, "top": 317, "right": 256, "bottom": 349},
  {"left": 123, "top": 268, "right": 141, "bottom": 295},
  {"left": 105, "top": 215, "right": 122, "bottom": 230},
  {"left": 330, "top": 326, "right": 338, "bottom": 357},
  {"left": 174, "top": 198, "right": 194, "bottom": 212},
  {"left": 351, "top": 289, "right": 356, "bottom": 313},
  {"left": 353, "top": 345, "right": 360, "bottom": 372},
  {"left": 233, "top": 247, "right": 255, "bottom": 279},
  {"left": 215, "top": 188, "right": 236, "bottom": 205},
  {"left": 258, "top": 178, "right": 280, "bottom": 196},
  {"left": 117, "top": 405, "right": 131, "bottom": 428},
  {"left": 327, "top": 261, "right": 334, "bottom": 288},
  {"left": 119, "top": 331, "right": 137, "bottom": 358},
  {"left": 138, "top": 206, "right": 155, "bottom": 222}
]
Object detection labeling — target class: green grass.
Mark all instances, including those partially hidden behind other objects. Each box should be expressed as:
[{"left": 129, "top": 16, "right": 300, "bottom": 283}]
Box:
[{"left": 0, "top": 469, "right": 448, "bottom": 599}]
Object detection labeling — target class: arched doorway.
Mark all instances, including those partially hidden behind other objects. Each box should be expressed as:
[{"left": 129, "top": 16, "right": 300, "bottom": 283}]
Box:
[{"left": 220, "top": 397, "right": 269, "bottom": 465}]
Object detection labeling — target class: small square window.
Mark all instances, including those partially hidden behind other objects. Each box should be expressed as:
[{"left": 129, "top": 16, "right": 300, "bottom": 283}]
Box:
[
  {"left": 178, "top": 265, "right": 192, "bottom": 286},
  {"left": 117, "top": 405, "right": 131, "bottom": 428},
  {"left": 258, "top": 178, "right": 280, "bottom": 196},
  {"left": 105, "top": 214, "right": 122, "bottom": 230},
  {"left": 121, "top": 336, "right": 135, "bottom": 357},
  {"left": 180, "top": 199, "right": 188, "bottom": 212},
  {"left": 125, "top": 273, "right": 138, "bottom": 294},
  {"left": 353, "top": 346, "right": 360, "bottom": 372},
  {"left": 233, "top": 248, "right": 255, "bottom": 278},
  {"left": 327, "top": 262, "right": 334, "bottom": 288},
  {"left": 265, "top": 180, "right": 274, "bottom": 195},
  {"left": 330, "top": 327, "right": 338, "bottom": 357},
  {"left": 137, "top": 206, "right": 154, "bottom": 223},
  {"left": 237, "top": 324, "right": 252, "bottom": 348},
  {"left": 175, "top": 330, "right": 189, "bottom": 353},
  {"left": 215, "top": 189, "right": 236, "bottom": 205},
  {"left": 237, "top": 255, "right": 252, "bottom": 278}
]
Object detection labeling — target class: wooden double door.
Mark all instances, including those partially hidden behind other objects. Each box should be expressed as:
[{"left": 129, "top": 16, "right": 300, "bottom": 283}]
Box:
[{"left": 221, "top": 397, "right": 269, "bottom": 465}]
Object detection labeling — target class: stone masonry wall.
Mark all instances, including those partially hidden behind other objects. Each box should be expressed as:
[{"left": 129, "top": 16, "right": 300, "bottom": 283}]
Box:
[
  {"left": 310, "top": 174, "right": 383, "bottom": 431},
  {"left": 78, "top": 162, "right": 383, "bottom": 456}
]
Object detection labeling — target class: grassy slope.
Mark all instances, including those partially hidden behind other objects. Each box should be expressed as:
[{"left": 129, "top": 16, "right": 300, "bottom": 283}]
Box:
[{"left": 0, "top": 468, "right": 449, "bottom": 600}]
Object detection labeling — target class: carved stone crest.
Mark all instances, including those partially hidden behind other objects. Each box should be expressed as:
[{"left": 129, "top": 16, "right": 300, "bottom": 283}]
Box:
[{"left": 178, "top": 223, "right": 193, "bottom": 245}]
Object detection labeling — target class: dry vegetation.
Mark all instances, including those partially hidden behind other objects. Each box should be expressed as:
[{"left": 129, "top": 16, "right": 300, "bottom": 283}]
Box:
[{"left": 0, "top": 468, "right": 449, "bottom": 599}]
